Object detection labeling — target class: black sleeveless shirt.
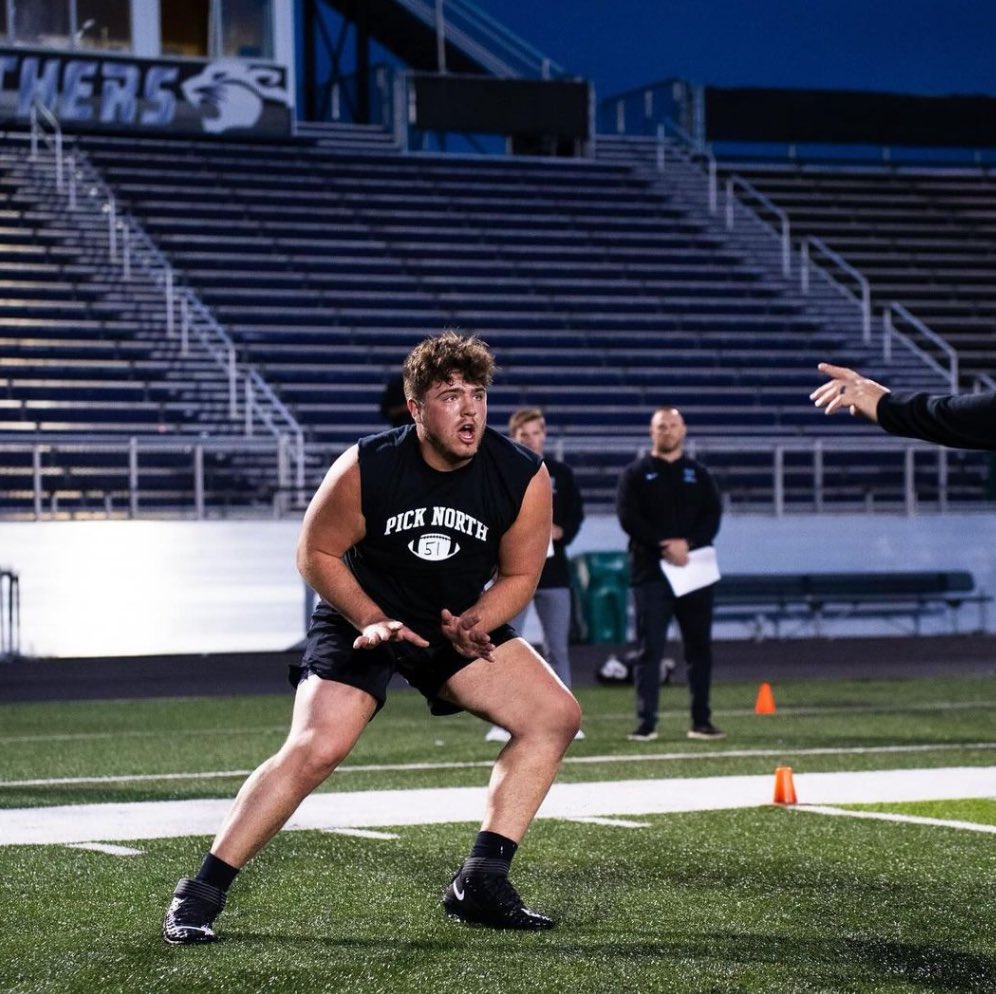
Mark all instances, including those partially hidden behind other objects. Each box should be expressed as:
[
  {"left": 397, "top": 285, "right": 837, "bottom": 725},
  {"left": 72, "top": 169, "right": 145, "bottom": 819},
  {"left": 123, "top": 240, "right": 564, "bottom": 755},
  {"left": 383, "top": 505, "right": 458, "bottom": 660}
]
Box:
[{"left": 345, "top": 424, "right": 542, "bottom": 645}]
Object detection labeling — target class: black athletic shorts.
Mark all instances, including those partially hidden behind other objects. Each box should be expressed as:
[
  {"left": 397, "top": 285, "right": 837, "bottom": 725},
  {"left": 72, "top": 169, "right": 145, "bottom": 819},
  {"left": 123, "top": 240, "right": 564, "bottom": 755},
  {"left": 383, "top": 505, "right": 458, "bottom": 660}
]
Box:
[{"left": 289, "top": 601, "right": 518, "bottom": 716}]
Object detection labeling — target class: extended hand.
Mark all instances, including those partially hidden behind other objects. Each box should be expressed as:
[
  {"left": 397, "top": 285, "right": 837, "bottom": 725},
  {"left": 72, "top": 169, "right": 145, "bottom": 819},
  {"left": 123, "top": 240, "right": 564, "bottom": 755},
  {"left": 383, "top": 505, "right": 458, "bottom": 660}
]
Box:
[
  {"left": 440, "top": 608, "right": 496, "bottom": 661},
  {"left": 353, "top": 619, "right": 430, "bottom": 651},
  {"left": 810, "top": 362, "right": 889, "bottom": 422}
]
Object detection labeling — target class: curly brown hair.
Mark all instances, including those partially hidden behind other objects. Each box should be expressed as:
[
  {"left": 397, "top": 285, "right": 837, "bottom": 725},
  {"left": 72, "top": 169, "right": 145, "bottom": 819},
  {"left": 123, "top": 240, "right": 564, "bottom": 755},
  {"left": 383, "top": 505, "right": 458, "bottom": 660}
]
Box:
[{"left": 402, "top": 330, "right": 496, "bottom": 402}]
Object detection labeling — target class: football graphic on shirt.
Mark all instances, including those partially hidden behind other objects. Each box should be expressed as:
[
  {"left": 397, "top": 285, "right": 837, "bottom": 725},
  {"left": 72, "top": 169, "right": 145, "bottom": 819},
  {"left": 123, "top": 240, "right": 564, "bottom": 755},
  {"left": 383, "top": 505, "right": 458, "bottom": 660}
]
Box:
[{"left": 408, "top": 533, "right": 461, "bottom": 561}]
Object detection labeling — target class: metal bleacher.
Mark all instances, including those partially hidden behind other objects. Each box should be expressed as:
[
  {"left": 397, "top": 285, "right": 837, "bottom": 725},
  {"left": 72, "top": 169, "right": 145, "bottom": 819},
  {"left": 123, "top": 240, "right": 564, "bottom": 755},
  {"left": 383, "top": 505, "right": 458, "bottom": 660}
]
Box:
[
  {"left": 0, "top": 137, "right": 303, "bottom": 517},
  {"left": 716, "top": 161, "right": 996, "bottom": 388},
  {"left": 65, "top": 127, "right": 959, "bottom": 512},
  {"left": 1, "top": 117, "right": 989, "bottom": 516}
]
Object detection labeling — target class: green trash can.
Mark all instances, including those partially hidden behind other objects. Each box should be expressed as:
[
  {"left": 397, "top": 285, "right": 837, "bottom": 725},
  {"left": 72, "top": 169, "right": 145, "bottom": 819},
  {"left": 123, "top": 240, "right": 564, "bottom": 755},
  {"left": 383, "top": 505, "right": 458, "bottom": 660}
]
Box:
[{"left": 571, "top": 552, "right": 629, "bottom": 644}]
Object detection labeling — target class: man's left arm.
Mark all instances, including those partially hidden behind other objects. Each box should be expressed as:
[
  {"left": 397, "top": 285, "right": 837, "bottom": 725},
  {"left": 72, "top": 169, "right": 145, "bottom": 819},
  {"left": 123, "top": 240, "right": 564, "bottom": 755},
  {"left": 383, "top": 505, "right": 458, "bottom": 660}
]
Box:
[
  {"left": 441, "top": 465, "right": 552, "bottom": 658},
  {"left": 690, "top": 468, "right": 722, "bottom": 549},
  {"left": 553, "top": 462, "right": 584, "bottom": 546}
]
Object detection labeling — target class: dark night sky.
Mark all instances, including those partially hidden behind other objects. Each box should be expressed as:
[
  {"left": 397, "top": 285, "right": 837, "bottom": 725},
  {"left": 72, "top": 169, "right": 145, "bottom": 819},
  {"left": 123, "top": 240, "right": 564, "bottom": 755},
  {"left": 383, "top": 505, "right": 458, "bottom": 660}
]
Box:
[{"left": 479, "top": 0, "right": 996, "bottom": 99}]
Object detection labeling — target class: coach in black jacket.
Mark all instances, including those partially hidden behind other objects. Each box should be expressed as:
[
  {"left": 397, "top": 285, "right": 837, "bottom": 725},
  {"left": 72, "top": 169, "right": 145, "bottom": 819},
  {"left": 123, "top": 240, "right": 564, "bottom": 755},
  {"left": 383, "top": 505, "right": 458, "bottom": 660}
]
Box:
[
  {"left": 811, "top": 362, "right": 996, "bottom": 451},
  {"left": 616, "top": 406, "right": 723, "bottom": 743}
]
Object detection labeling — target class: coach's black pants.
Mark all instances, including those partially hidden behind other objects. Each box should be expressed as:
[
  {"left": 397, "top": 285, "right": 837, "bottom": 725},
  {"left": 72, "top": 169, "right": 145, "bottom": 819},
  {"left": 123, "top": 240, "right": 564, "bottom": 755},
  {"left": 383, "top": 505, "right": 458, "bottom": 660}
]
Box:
[{"left": 632, "top": 580, "right": 715, "bottom": 729}]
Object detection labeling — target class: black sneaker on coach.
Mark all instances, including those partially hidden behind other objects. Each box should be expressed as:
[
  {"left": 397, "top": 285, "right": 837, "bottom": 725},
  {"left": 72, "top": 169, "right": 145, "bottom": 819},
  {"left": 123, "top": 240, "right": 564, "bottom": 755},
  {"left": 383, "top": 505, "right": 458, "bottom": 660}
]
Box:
[
  {"left": 627, "top": 723, "right": 658, "bottom": 742},
  {"left": 687, "top": 723, "right": 726, "bottom": 740},
  {"left": 443, "top": 868, "right": 555, "bottom": 930},
  {"left": 162, "top": 877, "right": 226, "bottom": 944}
]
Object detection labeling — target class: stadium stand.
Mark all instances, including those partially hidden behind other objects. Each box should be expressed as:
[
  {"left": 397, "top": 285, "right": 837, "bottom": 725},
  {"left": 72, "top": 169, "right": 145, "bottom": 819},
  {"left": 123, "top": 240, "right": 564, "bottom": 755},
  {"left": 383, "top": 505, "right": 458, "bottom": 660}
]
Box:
[
  {"left": 708, "top": 161, "right": 996, "bottom": 388},
  {"left": 1, "top": 119, "right": 988, "bottom": 515},
  {"left": 0, "top": 140, "right": 302, "bottom": 516},
  {"left": 21, "top": 128, "right": 973, "bottom": 510}
]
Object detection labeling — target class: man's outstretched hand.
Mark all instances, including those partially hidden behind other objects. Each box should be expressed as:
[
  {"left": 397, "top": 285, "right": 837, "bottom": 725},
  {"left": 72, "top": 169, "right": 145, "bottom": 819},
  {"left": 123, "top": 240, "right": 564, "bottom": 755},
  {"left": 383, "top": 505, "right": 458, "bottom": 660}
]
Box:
[
  {"left": 810, "top": 362, "right": 889, "bottom": 422},
  {"left": 441, "top": 608, "right": 496, "bottom": 661},
  {"left": 353, "top": 619, "right": 430, "bottom": 651}
]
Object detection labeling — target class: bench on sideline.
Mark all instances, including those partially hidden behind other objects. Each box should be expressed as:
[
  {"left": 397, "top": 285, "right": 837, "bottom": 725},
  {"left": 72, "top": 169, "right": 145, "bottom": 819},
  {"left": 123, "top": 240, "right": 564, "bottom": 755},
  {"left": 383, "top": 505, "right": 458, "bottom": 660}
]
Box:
[
  {"left": 716, "top": 571, "right": 991, "bottom": 639},
  {"left": 570, "top": 553, "right": 992, "bottom": 642}
]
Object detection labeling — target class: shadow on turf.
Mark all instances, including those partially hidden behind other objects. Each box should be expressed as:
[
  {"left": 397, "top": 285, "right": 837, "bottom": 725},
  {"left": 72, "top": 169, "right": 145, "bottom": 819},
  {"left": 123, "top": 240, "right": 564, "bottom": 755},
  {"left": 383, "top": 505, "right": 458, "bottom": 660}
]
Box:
[{"left": 215, "top": 928, "right": 995, "bottom": 991}]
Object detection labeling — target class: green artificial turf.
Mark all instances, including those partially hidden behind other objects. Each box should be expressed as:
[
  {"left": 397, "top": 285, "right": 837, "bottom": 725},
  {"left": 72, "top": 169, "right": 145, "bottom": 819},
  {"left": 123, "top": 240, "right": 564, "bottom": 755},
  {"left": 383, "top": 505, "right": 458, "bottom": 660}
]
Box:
[{"left": 0, "top": 674, "right": 994, "bottom": 993}]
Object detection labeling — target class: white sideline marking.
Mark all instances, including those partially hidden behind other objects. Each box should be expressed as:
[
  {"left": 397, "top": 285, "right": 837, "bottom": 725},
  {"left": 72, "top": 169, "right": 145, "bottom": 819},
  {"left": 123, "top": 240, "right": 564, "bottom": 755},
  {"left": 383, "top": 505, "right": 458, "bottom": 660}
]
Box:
[
  {"left": 322, "top": 828, "right": 399, "bottom": 840},
  {"left": 568, "top": 817, "right": 651, "bottom": 829},
  {"left": 65, "top": 842, "right": 145, "bottom": 856},
  {"left": 0, "top": 766, "right": 993, "bottom": 847},
  {"left": 2, "top": 699, "right": 993, "bottom": 747},
  {"left": 794, "top": 805, "right": 996, "bottom": 834},
  {"left": 3, "top": 741, "right": 994, "bottom": 789}
]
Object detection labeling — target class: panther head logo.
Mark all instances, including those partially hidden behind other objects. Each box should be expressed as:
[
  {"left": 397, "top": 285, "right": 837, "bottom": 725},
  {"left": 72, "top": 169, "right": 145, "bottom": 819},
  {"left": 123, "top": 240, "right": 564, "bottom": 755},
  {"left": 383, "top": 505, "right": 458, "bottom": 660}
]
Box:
[{"left": 181, "top": 59, "right": 290, "bottom": 134}]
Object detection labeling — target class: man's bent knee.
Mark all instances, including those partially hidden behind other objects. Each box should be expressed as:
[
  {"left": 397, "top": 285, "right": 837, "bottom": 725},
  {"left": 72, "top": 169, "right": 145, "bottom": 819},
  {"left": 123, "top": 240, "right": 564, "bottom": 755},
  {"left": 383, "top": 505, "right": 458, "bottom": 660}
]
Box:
[{"left": 279, "top": 732, "right": 350, "bottom": 786}]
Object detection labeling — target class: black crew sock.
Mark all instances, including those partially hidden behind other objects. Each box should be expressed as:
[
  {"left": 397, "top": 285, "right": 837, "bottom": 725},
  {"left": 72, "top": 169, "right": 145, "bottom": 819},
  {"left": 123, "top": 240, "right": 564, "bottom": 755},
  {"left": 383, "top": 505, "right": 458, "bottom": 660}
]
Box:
[
  {"left": 194, "top": 853, "right": 239, "bottom": 893},
  {"left": 463, "top": 830, "right": 518, "bottom": 876}
]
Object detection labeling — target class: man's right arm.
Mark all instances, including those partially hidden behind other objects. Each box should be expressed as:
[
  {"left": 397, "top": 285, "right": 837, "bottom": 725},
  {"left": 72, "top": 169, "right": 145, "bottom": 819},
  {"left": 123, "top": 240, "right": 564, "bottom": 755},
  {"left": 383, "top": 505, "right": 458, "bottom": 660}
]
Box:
[
  {"left": 296, "top": 446, "right": 428, "bottom": 650},
  {"left": 616, "top": 464, "right": 659, "bottom": 547},
  {"left": 877, "top": 391, "right": 996, "bottom": 451}
]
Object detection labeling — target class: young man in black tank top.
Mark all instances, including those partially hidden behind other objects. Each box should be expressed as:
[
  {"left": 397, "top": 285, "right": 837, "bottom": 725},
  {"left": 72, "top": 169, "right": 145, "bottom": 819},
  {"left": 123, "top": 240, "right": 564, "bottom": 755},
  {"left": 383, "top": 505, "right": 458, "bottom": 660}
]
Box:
[{"left": 163, "top": 332, "right": 582, "bottom": 943}]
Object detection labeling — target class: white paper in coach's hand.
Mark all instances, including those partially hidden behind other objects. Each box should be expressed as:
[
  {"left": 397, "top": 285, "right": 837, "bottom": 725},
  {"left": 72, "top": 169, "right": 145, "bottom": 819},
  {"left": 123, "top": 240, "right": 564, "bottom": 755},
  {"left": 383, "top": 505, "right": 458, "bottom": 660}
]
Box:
[{"left": 660, "top": 545, "right": 720, "bottom": 597}]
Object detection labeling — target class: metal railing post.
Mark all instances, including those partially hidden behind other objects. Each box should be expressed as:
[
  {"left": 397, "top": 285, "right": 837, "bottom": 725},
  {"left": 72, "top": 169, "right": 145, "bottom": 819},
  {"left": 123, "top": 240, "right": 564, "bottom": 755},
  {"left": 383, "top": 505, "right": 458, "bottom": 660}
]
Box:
[
  {"left": 904, "top": 447, "right": 916, "bottom": 516},
  {"left": 813, "top": 440, "right": 824, "bottom": 512},
  {"left": 122, "top": 224, "right": 131, "bottom": 280},
  {"left": 106, "top": 197, "right": 117, "bottom": 260},
  {"left": 800, "top": 241, "right": 810, "bottom": 293},
  {"left": 29, "top": 103, "right": 38, "bottom": 159},
  {"left": 228, "top": 346, "right": 238, "bottom": 419},
  {"left": 32, "top": 445, "right": 42, "bottom": 519},
  {"left": 128, "top": 437, "right": 139, "bottom": 518},
  {"left": 244, "top": 377, "right": 254, "bottom": 436},
  {"left": 194, "top": 444, "right": 204, "bottom": 519},
  {"left": 773, "top": 445, "right": 784, "bottom": 517},
  {"left": 180, "top": 295, "right": 189, "bottom": 355},
  {"left": 725, "top": 177, "right": 734, "bottom": 231},
  {"left": 67, "top": 154, "right": 76, "bottom": 210},
  {"left": 165, "top": 268, "right": 175, "bottom": 339},
  {"left": 883, "top": 307, "right": 893, "bottom": 362},
  {"left": 655, "top": 123, "right": 665, "bottom": 172},
  {"left": 707, "top": 158, "right": 717, "bottom": 214}
]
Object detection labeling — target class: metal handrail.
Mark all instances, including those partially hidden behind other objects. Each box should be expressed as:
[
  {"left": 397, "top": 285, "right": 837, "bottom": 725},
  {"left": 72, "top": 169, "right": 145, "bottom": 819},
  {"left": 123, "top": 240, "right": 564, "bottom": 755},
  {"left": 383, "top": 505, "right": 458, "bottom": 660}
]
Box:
[
  {"left": 25, "top": 110, "right": 306, "bottom": 487},
  {"left": 5, "top": 432, "right": 984, "bottom": 521},
  {"left": 28, "top": 100, "right": 64, "bottom": 191},
  {"left": 883, "top": 302, "right": 959, "bottom": 391},
  {"left": 973, "top": 372, "right": 996, "bottom": 392},
  {"left": 800, "top": 236, "right": 872, "bottom": 343},
  {"left": 4, "top": 434, "right": 300, "bottom": 521},
  {"left": 660, "top": 118, "right": 718, "bottom": 212},
  {"left": 724, "top": 174, "right": 792, "bottom": 277},
  {"left": 391, "top": 0, "right": 563, "bottom": 79}
]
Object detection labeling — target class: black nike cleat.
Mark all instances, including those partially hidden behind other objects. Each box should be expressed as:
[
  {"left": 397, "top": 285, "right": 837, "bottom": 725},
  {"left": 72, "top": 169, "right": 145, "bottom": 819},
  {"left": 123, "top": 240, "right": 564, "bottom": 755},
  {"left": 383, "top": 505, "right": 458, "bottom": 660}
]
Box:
[
  {"left": 443, "top": 867, "right": 555, "bottom": 930},
  {"left": 162, "top": 877, "right": 226, "bottom": 945}
]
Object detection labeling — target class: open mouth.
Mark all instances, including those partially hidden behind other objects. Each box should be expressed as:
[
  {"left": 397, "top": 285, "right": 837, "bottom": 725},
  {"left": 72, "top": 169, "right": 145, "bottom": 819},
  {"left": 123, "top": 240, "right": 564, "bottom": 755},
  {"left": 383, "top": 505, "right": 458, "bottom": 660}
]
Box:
[{"left": 457, "top": 423, "right": 477, "bottom": 445}]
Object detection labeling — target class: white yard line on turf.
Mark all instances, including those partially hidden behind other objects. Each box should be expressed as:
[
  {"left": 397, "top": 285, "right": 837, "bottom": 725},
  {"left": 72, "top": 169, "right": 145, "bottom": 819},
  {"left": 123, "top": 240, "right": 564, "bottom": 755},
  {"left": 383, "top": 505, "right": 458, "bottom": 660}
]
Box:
[
  {"left": 0, "top": 766, "right": 993, "bottom": 847},
  {"left": 3, "top": 741, "right": 995, "bottom": 788},
  {"left": 2, "top": 700, "right": 994, "bottom": 746},
  {"left": 793, "top": 805, "right": 996, "bottom": 834}
]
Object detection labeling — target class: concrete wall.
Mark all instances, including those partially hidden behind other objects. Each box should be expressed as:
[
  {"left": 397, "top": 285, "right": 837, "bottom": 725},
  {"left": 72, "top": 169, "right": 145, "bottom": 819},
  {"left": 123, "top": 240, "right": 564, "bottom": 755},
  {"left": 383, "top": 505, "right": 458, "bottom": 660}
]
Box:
[{"left": 1, "top": 512, "right": 993, "bottom": 658}]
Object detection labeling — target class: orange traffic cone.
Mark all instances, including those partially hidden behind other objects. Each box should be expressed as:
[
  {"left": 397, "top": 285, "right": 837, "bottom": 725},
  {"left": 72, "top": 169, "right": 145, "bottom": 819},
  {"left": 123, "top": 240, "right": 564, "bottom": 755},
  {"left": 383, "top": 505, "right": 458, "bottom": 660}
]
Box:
[
  {"left": 754, "top": 681, "right": 776, "bottom": 714},
  {"left": 773, "top": 766, "right": 797, "bottom": 805}
]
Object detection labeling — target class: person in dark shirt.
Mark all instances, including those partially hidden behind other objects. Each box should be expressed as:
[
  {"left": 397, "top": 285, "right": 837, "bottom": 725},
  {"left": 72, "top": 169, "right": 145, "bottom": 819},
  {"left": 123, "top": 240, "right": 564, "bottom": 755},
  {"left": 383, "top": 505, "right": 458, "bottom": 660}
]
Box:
[
  {"left": 486, "top": 408, "right": 585, "bottom": 743},
  {"left": 379, "top": 372, "right": 415, "bottom": 427},
  {"left": 163, "top": 332, "right": 580, "bottom": 945},
  {"left": 811, "top": 362, "right": 996, "bottom": 451},
  {"left": 616, "top": 406, "right": 724, "bottom": 743}
]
